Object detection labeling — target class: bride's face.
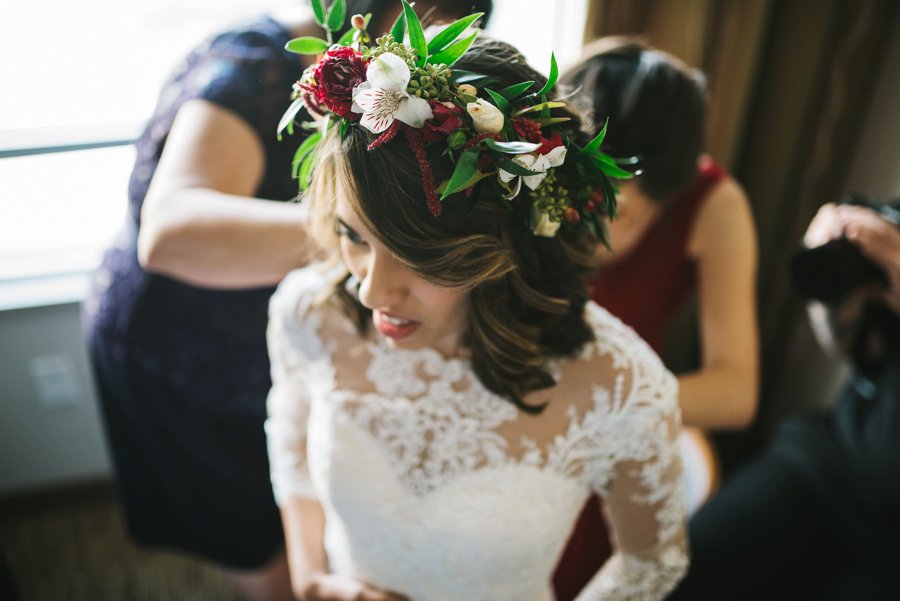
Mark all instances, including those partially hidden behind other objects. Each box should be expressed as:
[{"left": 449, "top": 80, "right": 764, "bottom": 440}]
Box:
[{"left": 335, "top": 190, "right": 469, "bottom": 357}]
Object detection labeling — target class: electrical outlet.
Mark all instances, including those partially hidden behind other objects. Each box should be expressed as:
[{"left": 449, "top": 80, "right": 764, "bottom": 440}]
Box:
[{"left": 30, "top": 354, "right": 82, "bottom": 410}]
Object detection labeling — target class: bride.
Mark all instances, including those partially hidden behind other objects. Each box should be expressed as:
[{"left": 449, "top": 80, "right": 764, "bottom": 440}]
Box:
[{"left": 265, "top": 8, "right": 687, "bottom": 600}]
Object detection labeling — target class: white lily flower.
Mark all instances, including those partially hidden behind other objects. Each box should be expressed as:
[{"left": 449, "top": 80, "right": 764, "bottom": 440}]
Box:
[
  {"left": 352, "top": 52, "right": 433, "bottom": 134},
  {"left": 498, "top": 145, "right": 567, "bottom": 198},
  {"left": 466, "top": 98, "right": 505, "bottom": 134}
]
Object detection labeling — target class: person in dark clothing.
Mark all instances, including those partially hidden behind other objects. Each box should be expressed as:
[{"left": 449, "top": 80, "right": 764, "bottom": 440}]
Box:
[
  {"left": 667, "top": 201, "right": 900, "bottom": 600},
  {"left": 81, "top": 3, "right": 491, "bottom": 600}
]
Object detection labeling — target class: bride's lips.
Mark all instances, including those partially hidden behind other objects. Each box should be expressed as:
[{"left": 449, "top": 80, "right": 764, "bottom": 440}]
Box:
[{"left": 373, "top": 310, "right": 421, "bottom": 340}]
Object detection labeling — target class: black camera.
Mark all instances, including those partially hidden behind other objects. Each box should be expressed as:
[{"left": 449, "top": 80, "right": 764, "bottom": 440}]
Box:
[{"left": 791, "top": 195, "right": 900, "bottom": 303}]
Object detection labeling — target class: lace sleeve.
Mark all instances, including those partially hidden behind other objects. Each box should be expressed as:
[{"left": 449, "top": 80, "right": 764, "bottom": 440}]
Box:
[
  {"left": 575, "top": 347, "right": 689, "bottom": 600},
  {"left": 264, "top": 269, "right": 328, "bottom": 505}
]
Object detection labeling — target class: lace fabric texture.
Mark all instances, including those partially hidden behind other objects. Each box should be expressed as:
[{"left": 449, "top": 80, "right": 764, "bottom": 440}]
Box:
[{"left": 266, "top": 268, "right": 688, "bottom": 601}]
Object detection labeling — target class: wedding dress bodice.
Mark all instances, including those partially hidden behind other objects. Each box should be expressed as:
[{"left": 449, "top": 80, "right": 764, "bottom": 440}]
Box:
[{"left": 266, "top": 268, "right": 688, "bottom": 601}]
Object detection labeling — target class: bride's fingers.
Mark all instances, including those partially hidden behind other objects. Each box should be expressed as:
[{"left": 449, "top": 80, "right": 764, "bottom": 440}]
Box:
[
  {"left": 355, "top": 587, "right": 411, "bottom": 601},
  {"left": 312, "top": 575, "right": 411, "bottom": 601},
  {"left": 305, "top": 574, "right": 383, "bottom": 601}
]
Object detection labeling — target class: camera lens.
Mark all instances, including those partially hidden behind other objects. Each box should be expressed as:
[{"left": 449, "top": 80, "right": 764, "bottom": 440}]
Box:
[{"left": 791, "top": 237, "right": 888, "bottom": 303}]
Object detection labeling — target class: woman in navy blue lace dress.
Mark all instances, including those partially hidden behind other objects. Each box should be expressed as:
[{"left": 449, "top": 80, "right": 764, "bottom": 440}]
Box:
[{"left": 82, "top": 3, "right": 491, "bottom": 599}]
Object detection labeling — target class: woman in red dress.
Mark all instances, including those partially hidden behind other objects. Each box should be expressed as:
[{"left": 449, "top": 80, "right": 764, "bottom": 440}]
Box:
[{"left": 553, "top": 36, "right": 759, "bottom": 601}]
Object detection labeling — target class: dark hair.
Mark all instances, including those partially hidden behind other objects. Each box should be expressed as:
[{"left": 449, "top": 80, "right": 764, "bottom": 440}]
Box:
[
  {"left": 308, "top": 39, "right": 596, "bottom": 413},
  {"left": 559, "top": 36, "right": 707, "bottom": 201}
]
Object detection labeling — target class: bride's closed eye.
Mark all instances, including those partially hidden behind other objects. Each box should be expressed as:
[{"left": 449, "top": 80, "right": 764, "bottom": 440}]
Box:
[{"left": 336, "top": 219, "right": 367, "bottom": 246}]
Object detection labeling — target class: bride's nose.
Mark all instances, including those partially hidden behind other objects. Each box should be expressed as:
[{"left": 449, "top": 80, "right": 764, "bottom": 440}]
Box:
[{"left": 357, "top": 249, "right": 409, "bottom": 310}]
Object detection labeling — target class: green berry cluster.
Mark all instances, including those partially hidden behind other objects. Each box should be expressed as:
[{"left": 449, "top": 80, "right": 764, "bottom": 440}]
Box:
[
  {"left": 372, "top": 34, "right": 419, "bottom": 68},
  {"left": 407, "top": 63, "right": 454, "bottom": 101},
  {"left": 530, "top": 170, "right": 570, "bottom": 222}
]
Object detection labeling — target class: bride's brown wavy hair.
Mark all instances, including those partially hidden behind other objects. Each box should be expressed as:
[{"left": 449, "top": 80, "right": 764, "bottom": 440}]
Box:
[{"left": 307, "top": 39, "right": 598, "bottom": 413}]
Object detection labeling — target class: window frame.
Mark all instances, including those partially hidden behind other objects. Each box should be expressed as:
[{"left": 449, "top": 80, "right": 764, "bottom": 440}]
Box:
[{"left": 0, "top": 124, "right": 141, "bottom": 311}]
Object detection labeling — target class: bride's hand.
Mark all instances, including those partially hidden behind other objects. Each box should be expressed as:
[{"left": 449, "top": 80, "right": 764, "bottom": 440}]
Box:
[{"left": 297, "top": 573, "right": 412, "bottom": 601}]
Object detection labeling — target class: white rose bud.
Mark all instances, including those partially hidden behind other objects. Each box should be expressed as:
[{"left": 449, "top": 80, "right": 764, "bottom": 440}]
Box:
[
  {"left": 457, "top": 83, "right": 477, "bottom": 96},
  {"left": 467, "top": 98, "right": 505, "bottom": 134},
  {"left": 532, "top": 210, "right": 561, "bottom": 237}
]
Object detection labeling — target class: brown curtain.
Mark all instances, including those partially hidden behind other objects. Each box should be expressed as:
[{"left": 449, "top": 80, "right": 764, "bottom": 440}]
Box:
[{"left": 581, "top": 0, "right": 900, "bottom": 473}]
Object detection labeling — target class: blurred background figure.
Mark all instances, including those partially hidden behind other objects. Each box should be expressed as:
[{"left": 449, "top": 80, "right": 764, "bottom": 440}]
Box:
[
  {"left": 552, "top": 36, "right": 759, "bottom": 601},
  {"left": 668, "top": 198, "right": 900, "bottom": 600},
  {"left": 80, "top": 2, "right": 491, "bottom": 600}
]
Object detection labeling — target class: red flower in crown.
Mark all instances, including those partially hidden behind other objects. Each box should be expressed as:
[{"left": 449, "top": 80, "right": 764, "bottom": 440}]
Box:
[
  {"left": 308, "top": 46, "right": 368, "bottom": 117},
  {"left": 536, "top": 132, "right": 564, "bottom": 155},
  {"left": 422, "top": 101, "right": 464, "bottom": 142},
  {"left": 513, "top": 117, "right": 564, "bottom": 155}
]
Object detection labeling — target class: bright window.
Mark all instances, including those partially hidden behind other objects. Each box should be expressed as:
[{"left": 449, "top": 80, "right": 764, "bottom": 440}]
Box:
[
  {"left": 487, "top": 0, "right": 588, "bottom": 78},
  {"left": 0, "top": 0, "right": 294, "bottom": 282}
]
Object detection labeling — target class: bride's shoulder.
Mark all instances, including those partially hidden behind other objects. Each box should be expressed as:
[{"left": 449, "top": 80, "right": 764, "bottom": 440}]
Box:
[
  {"left": 270, "top": 266, "right": 339, "bottom": 320},
  {"left": 268, "top": 266, "right": 361, "bottom": 364},
  {"left": 569, "top": 301, "right": 677, "bottom": 409},
  {"left": 582, "top": 301, "right": 660, "bottom": 364},
  {"left": 269, "top": 266, "right": 354, "bottom": 340}
]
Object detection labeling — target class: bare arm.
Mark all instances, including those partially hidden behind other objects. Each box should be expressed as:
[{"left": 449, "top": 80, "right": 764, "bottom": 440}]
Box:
[
  {"left": 138, "top": 100, "right": 312, "bottom": 289},
  {"left": 679, "top": 176, "right": 759, "bottom": 429}
]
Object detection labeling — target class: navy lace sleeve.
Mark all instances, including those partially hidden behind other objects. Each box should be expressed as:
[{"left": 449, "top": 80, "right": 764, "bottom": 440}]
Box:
[
  {"left": 128, "top": 16, "right": 303, "bottom": 222},
  {"left": 194, "top": 23, "right": 299, "bottom": 149}
]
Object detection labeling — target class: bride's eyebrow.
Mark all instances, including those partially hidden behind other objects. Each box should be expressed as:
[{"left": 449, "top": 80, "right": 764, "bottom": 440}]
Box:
[{"left": 335, "top": 217, "right": 361, "bottom": 236}]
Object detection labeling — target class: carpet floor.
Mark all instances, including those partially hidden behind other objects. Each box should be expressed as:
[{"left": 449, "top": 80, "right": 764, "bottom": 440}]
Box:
[{"left": 0, "top": 480, "right": 241, "bottom": 601}]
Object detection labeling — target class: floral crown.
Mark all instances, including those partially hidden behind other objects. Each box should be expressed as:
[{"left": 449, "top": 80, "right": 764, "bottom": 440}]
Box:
[{"left": 278, "top": 0, "right": 633, "bottom": 238}]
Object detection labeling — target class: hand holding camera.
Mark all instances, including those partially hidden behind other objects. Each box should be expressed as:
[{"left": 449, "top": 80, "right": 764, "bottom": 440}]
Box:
[
  {"left": 837, "top": 203, "right": 900, "bottom": 313},
  {"left": 792, "top": 197, "right": 900, "bottom": 313}
]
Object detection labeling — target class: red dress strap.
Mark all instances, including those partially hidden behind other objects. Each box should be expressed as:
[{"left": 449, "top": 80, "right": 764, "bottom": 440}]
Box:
[{"left": 589, "top": 157, "right": 727, "bottom": 353}]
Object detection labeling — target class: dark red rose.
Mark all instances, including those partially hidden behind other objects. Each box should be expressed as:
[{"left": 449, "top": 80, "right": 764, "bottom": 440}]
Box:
[
  {"left": 311, "top": 46, "right": 367, "bottom": 117},
  {"left": 422, "top": 101, "right": 464, "bottom": 142}
]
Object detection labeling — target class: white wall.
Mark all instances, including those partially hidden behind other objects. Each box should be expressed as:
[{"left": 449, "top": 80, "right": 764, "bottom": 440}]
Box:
[{"left": 0, "top": 301, "right": 110, "bottom": 495}]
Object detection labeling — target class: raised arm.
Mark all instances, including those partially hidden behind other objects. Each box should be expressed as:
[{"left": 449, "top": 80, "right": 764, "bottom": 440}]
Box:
[
  {"left": 138, "top": 100, "right": 312, "bottom": 289},
  {"left": 679, "top": 176, "right": 759, "bottom": 428}
]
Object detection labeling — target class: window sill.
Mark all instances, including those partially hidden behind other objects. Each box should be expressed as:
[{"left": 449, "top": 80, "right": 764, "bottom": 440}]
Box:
[
  {"left": 0, "top": 270, "right": 93, "bottom": 312},
  {"left": 0, "top": 123, "right": 141, "bottom": 159}
]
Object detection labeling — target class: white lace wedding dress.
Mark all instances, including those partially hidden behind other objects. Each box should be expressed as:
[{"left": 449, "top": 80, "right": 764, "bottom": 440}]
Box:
[{"left": 266, "top": 268, "right": 688, "bottom": 601}]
